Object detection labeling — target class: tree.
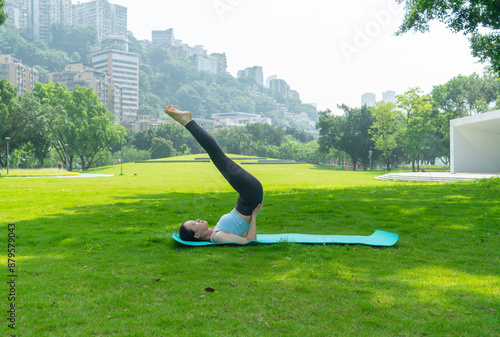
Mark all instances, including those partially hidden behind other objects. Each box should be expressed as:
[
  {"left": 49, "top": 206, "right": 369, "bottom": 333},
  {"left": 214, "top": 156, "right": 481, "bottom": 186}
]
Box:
[
  {"left": 0, "top": 80, "right": 57, "bottom": 168},
  {"left": 0, "top": 0, "right": 6, "bottom": 27},
  {"left": 317, "top": 106, "right": 375, "bottom": 169},
  {"left": 244, "top": 123, "right": 285, "bottom": 147},
  {"left": 431, "top": 72, "right": 500, "bottom": 116},
  {"left": 49, "top": 23, "right": 99, "bottom": 65},
  {"left": 72, "top": 86, "right": 121, "bottom": 169},
  {"left": 175, "top": 84, "right": 205, "bottom": 117},
  {"left": 424, "top": 108, "right": 452, "bottom": 166},
  {"left": 149, "top": 137, "right": 176, "bottom": 159},
  {"left": 370, "top": 102, "right": 401, "bottom": 171},
  {"left": 397, "top": 88, "right": 433, "bottom": 171},
  {"left": 155, "top": 122, "right": 196, "bottom": 154},
  {"left": 12, "top": 92, "right": 53, "bottom": 167},
  {"left": 0, "top": 78, "right": 19, "bottom": 167},
  {"left": 396, "top": 0, "right": 500, "bottom": 74},
  {"left": 429, "top": 72, "right": 500, "bottom": 164},
  {"left": 32, "top": 82, "right": 119, "bottom": 170},
  {"left": 213, "top": 127, "right": 253, "bottom": 155}
]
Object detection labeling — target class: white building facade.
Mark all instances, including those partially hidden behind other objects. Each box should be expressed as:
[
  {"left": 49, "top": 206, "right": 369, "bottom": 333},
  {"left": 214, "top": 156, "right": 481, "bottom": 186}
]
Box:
[
  {"left": 450, "top": 109, "right": 500, "bottom": 173},
  {"left": 211, "top": 112, "right": 272, "bottom": 129}
]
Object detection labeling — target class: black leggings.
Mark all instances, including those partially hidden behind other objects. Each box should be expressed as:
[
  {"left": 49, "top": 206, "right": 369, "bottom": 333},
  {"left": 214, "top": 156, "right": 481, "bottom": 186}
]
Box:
[{"left": 185, "top": 120, "right": 263, "bottom": 216}]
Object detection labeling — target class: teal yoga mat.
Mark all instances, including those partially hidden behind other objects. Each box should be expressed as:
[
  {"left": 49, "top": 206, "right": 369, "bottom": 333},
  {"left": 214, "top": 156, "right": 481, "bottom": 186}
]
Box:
[{"left": 172, "top": 230, "right": 398, "bottom": 247}]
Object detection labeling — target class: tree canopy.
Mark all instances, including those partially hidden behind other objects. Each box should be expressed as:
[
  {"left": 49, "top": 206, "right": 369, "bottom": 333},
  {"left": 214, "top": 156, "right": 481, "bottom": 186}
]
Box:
[
  {"left": 396, "top": 0, "right": 500, "bottom": 74},
  {"left": 316, "top": 105, "right": 375, "bottom": 169},
  {"left": 0, "top": 0, "right": 6, "bottom": 27},
  {"left": 30, "top": 82, "right": 121, "bottom": 170}
]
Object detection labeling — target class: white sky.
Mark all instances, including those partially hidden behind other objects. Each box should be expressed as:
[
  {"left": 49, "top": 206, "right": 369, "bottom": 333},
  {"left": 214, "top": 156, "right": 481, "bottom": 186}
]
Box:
[{"left": 82, "top": 0, "right": 487, "bottom": 113}]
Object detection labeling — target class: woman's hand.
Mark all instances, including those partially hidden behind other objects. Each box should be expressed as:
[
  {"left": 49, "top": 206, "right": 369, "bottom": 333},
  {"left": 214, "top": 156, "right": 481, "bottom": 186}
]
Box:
[{"left": 252, "top": 203, "right": 263, "bottom": 217}]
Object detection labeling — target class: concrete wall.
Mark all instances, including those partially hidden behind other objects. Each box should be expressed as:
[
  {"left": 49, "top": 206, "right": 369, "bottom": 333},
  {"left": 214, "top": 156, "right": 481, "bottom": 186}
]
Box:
[{"left": 450, "top": 109, "right": 500, "bottom": 173}]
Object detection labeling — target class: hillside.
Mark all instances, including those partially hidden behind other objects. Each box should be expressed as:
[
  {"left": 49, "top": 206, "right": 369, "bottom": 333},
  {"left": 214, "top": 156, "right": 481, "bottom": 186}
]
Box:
[{"left": 0, "top": 23, "right": 318, "bottom": 130}]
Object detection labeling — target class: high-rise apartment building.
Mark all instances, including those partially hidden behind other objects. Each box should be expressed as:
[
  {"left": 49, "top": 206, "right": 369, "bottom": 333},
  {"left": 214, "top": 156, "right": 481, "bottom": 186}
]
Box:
[
  {"left": 237, "top": 66, "right": 263, "bottom": 86},
  {"left": 270, "top": 78, "right": 289, "bottom": 98},
  {"left": 152, "top": 29, "right": 175, "bottom": 46},
  {"left": 0, "top": 54, "right": 39, "bottom": 95},
  {"left": 265, "top": 75, "right": 277, "bottom": 88},
  {"left": 382, "top": 90, "right": 396, "bottom": 104},
  {"left": 92, "top": 38, "right": 139, "bottom": 126},
  {"left": 72, "top": 0, "right": 127, "bottom": 41},
  {"left": 11, "top": 0, "right": 72, "bottom": 41},
  {"left": 288, "top": 89, "right": 300, "bottom": 100},
  {"left": 361, "top": 92, "right": 376, "bottom": 107},
  {"left": 49, "top": 63, "right": 123, "bottom": 123},
  {"left": 139, "top": 39, "right": 154, "bottom": 54},
  {"left": 189, "top": 54, "right": 217, "bottom": 74},
  {"left": 210, "top": 53, "right": 227, "bottom": 74},
  {"left": 4, "top": 0, "right": 29, "bottom": 35}
]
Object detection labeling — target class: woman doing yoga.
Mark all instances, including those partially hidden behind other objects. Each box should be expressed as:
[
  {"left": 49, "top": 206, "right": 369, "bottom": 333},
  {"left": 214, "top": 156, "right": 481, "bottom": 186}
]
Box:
[{"left": 164, "top": 106, "right": 263, "bottom": 244}]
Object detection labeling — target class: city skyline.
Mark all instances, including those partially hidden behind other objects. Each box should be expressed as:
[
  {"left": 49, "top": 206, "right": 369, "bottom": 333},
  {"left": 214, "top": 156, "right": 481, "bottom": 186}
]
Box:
[
  {"left": 5, "top": 0, "right": 489, "bottom": 114},
  {"left": 105, "top": 0, "right": 486, "bottom": 114}
]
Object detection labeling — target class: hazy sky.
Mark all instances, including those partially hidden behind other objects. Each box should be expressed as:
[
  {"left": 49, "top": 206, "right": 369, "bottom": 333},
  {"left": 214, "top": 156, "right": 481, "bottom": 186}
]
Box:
[{"left": 83, "top": 0, "right": 487, "bottom": 113}]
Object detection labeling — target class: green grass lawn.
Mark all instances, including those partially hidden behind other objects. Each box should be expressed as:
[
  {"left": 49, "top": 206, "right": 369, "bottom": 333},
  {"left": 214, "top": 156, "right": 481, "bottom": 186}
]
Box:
[
  {"left": 1, "top": 156, "right": 499, "bottom": 336},
  {"left": 0, "top": 168, "right": 80, "bottom": 177}
]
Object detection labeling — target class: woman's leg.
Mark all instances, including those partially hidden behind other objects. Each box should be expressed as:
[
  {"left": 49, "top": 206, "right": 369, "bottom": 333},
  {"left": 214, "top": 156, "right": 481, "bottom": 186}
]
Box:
[
  {"left": 184, "top": 120, "right": 263, "bottom": 215},
  {"left": 164, "top": 105, "right": 262, "bottom": 216}
]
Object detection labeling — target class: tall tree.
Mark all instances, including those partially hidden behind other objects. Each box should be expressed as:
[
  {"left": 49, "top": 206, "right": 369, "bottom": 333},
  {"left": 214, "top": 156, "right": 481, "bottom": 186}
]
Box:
[
  {"left": 396, "top": 0, "right": 500, "bottom": 74},
  {"left": 149, "top": 137, "right": 176, "bottom": 159},
  {"left": 317, "top": 106, "right": 374, "bottom": 169},
  {"left": 0, "top": 80, "right": 55, "bottom": 168},
  {"left": 0, "top": 0, "right": 6, "bottom": 27},
  {"left": 370, "top": 102, "right": 401, "bottom": 172},
  {"left": 0, "top": 78, "right": 19, "bottom": 167},
  {"left": 50, "top": 23, "right": 99, "bottom": 65},
  {"left": 32, "top": 82, "right": 120, "bottom": 170},
  {"left": 431, "top": 72, "right": 500, "bottom": 116},
  {"left": 397, "top": 88, "right": 433, "bottom": 171}
]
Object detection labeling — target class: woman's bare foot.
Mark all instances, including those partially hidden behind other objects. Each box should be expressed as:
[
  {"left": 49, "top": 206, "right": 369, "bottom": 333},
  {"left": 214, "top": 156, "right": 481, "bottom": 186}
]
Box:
[{"left": 164, "top": 106, "right": 192, "bottom": 126}]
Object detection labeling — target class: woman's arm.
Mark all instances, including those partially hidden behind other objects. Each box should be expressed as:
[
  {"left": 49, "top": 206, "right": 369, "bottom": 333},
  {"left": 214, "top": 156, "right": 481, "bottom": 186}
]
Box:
[
  {"left": 212, "top": 203, "right": 262, "bottom": 244},
  {"left": 245, "top": 213, "right": 257, "bottom": 241},
  {"left": 244, "top": 203, "right": 262, "bottom": 241}
]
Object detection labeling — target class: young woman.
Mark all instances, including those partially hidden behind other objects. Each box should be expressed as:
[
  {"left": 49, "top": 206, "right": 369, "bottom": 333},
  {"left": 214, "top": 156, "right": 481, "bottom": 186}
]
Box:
[{"left": 164, "top": 106, "right": 263, "bottom": 244}]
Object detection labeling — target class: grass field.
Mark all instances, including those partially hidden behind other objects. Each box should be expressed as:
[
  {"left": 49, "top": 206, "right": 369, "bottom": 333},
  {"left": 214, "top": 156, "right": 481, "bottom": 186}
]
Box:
[
  {"left": 1, "top": 155, "right": 499, "bottom": 336},
  {"left": 0, "top": 168, "right": 80, "bottom": 177}
]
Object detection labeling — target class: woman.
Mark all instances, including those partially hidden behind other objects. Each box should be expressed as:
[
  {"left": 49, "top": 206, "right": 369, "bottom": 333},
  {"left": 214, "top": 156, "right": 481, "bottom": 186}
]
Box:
[{"left": 164, "top": 106, "right": 263, "bottom": 244}]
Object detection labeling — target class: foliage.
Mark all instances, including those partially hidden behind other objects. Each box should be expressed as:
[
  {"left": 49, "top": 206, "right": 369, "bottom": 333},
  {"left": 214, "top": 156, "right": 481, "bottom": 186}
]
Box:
[
  {"left": 31, "top": 82, "right": 121, "bottom": 170},
  {"left": 0, "top": 78, "right": 17, "bottom": 166},
  {"left": 49, "top": 23, "right": 100, "bottom": 65},
  {"left": 431, "top": 72, "right": 500, "bottom": 116},
  {"left": 0, "top": 0, "right": 6, "bottom": 27},
  {"left": 149, "top": 137, "right": 177, "bottom": 159},
  {"left": 132, "top": 122, "right": 198, "bottom": 155},
  {"left": 397, "top": 88, "right": 433, "bottom": 171},
  {"left": 0, "top": 24, "right": 72, "bottom": 74},
  {"left": 396, "top": 0, "right": 500, "bottom": 74},
  {"left": 0, "top": 79, "right": 52, "bottom": 168},
  {"left": 428, "top": 72, "right": 500, "bottom": 163},
  {"left": 370, "top": 101, "right": 401, "bottom": 171},
  {"left": 317, "top": 106, "right": 375, "bottom": 169}
]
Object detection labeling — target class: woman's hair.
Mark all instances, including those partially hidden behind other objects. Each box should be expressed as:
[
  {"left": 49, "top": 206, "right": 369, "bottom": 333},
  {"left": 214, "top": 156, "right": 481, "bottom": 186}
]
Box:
[{"left": 179, "top": 221, "right": 200, "bottom": 241}]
